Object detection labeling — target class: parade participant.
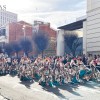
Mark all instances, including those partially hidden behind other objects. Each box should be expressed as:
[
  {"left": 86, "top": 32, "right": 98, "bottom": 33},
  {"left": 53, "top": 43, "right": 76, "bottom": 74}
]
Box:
[
  {"left": 96, "top": 55, "right": 100, "bottom": 65},
  {"left": 79, "top": 65, "right": 86, "bottom": 79},
  {"left": 71, "top": 68, "right": 79, "bottom": 84},
  {"left": 70, "top": 57, "right": 77, "bottom": 67},
  {"left": 82, "top": 54, "right": 87, "bottom": 65},
  {"left": 9, "top": 58, "right": 18, "bottom": 75},
  {"left": 87, "top": 54, "right": 93, "bottom": 65},
  {"left": 7, "top": 57, "right": 12, "bottom": 67},
  {"left": 0, "top": 53, "right": 99, "bottom": 87},
  {"left": 62, "top": 57, "right": 67, "bottom": 65}
]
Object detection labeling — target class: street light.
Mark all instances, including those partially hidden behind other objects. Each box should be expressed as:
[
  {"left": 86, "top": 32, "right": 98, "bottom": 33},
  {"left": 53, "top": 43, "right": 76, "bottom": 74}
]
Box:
[
  {"left": 0, "top": 36, "right": 6, "bottom": 53},
  {"left": 22, "top": 25, "right": 26, "bottom": 56},
  {"left": 0, "top": 27, "right": 7, "bottom": 53},
  {"left": 22, "top": 25, "right": 26, "bottom": 40}
]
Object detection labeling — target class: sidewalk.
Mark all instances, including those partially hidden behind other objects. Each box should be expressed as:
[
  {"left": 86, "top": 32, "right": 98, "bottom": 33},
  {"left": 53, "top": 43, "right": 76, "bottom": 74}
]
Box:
[
  {"left": 0, "top": 95, "right": 7, "bottom": 100},
  {"left": 0, "top": 75, "right": 100, "bottom": 100}
]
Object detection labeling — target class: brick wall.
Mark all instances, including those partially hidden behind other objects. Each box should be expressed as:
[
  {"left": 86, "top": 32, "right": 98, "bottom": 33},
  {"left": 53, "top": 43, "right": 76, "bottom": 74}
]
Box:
[
  {"left": 38, "top": 23, "right": 57, "bottom": 56},
  {"left": 8, "top": 21, "right": 32, "bottom": 43},
  {"left": 39, "top": 24, "right": 56, "bottom": 38}
]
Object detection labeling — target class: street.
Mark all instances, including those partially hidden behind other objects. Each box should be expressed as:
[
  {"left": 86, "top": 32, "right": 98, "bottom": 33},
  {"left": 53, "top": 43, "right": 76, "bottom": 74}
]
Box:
[{"left": 0, "top": 75, "right": 100, "bottom": 100}]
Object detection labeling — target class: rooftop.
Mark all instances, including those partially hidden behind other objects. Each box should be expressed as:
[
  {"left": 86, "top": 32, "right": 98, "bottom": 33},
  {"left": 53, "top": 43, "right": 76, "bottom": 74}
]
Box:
[{"left": 58, "top": 19, "right": 86, "bottom": 30}]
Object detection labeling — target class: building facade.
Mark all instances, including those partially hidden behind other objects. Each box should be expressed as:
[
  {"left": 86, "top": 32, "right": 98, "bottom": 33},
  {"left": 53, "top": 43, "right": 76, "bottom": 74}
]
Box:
[
  {"left": 6, "top": 21, "right": 32, "bottom": 43},
  {"left": 57, "top": 18, "right": 85, "bottom": 56},
  {"left": 33, "top": 21, "right": 56, "bottom": 38},
  {"left": 0, "top": 10, "right": 17, "bottom": 28},
  {"left": 83, "top": 0, "right": 100, "bottom": 54},
  {"left": 0, "top": 10, "right": 17, "bottom": 46},
  {"left": 33, "top": 21, "right": 57, "bottom": 56}
]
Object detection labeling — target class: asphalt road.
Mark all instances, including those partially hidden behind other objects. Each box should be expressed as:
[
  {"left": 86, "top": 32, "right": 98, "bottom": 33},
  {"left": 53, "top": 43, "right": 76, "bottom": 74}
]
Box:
[{"left": 0, "top": 75, "right": 100, "bottom": 100}]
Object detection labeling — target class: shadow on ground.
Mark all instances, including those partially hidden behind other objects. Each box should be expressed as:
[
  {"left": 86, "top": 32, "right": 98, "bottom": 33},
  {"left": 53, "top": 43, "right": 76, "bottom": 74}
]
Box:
[
  {"left": 42, "top": 84, "right": 82, "bottom": 100},
  {"left": 80, "top": 81, "right": 100, "bottom": 89},
  {"left": 19, "top": 81, "right": 34, "bottom": 89}
]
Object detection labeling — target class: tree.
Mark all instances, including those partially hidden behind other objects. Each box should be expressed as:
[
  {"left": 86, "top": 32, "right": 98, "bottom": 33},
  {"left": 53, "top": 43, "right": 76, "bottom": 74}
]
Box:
[
  {"left": 4, "top": 43, "right": 13, "bottom": 56},
  {"left": 71, "top": 38, "right": 82, "bottom": 56},
  {"left": 19, "top": 38, "right": 33, "bottom": 57},
  {"left": 64, "top": 31, "right": 82, "bottom": 56},
  {"left": 11, "top": 42, "right": 22, "bottom": 58},
  {"left": 0, "top": 46, "right": 2, "bottom": 53},
  {"left": 32, "top": 30, "right": 49, "bottom": 58}
]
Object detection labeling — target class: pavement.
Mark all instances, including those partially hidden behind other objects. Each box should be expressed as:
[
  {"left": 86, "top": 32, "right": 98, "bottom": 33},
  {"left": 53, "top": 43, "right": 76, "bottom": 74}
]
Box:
[{"left": 0, "top": 75, "right": 100, "bottom": 100}]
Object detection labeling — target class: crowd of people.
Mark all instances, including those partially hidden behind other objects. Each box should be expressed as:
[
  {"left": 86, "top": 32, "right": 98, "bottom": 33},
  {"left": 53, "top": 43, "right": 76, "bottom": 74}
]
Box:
[{"left": 0, "top": 53, "right": 100, "bottom": 87}]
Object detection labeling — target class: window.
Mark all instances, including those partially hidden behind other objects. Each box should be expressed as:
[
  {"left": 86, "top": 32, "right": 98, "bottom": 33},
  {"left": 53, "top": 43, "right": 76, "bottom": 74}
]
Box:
[{"left": 0, "top": 29, "right": 6, "bottom": 36}]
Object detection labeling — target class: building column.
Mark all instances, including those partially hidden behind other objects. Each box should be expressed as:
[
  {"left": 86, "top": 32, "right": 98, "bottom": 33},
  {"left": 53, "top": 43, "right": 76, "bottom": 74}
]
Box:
[{"left": 57, "top": 30, "right": 64, "bottom": 56}]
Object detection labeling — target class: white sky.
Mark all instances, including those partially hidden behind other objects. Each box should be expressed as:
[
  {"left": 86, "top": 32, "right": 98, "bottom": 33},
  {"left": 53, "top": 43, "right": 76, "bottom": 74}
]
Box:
[{"left": 0, "top": 0, "right": 86, "bottom": 28}]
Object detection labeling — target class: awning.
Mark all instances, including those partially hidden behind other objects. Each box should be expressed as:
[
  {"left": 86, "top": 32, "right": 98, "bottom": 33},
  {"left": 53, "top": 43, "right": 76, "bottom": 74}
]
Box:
[{"left": 58, "top": 19, "right": 86, "bottom": 30}]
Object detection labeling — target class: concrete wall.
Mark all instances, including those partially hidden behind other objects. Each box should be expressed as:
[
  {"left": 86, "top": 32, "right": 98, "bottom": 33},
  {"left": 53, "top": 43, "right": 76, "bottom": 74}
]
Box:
[
  {"left": 57, "top": 30, "right": 64, "bottom": 56},
  {"left": 85, "top": 0, "right": 100, "bottom": 54},
  {"left": 87, "top": 0, "right": 100, "bottom": 11}
]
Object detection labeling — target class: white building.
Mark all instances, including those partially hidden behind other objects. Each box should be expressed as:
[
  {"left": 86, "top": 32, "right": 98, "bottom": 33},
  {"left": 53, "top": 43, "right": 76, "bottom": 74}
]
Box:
[
  {"left": 0, "top": 10, "right": 17, "bottom": 28},
  {"left": 0, "top": 10, "right": 17, "bottom": 49},
  {"left": 83, "top": 0, "right": 100, "bottom": 55}
]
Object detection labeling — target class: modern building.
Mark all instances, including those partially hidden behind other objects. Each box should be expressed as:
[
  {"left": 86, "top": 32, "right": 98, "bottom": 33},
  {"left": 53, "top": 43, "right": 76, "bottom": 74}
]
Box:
[
  {"left": 0, "top": 10, "right": 17, "bottom": 46},
  {"left": 57, "top": 0, "right": 100, "bottom": 56},
  {"left": 33, "top": 21, "right": 57, "bottom": 56},
  {"left": 0, "top": 10, "right": 17, "bottom": 28},
  {"left": 83, "top": 0, "right": 100, "bottom": 55}
]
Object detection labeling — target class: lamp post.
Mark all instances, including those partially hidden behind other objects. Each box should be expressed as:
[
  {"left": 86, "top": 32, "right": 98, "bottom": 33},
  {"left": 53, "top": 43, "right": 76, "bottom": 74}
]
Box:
[
  {"left": 22, "top": 25, "right": 26, "bottom": 56},
  {"left": 0, "top": 37, "right": 5, "bottom": 53},
  {"left": 22, "top": 25, "right": 26, "bottom": 40}
]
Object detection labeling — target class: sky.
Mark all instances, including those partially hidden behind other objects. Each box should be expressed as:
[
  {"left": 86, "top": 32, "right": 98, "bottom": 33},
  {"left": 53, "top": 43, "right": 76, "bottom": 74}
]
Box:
[{"left": 0, "top": 0, "right": 86, "bottom": 29}]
